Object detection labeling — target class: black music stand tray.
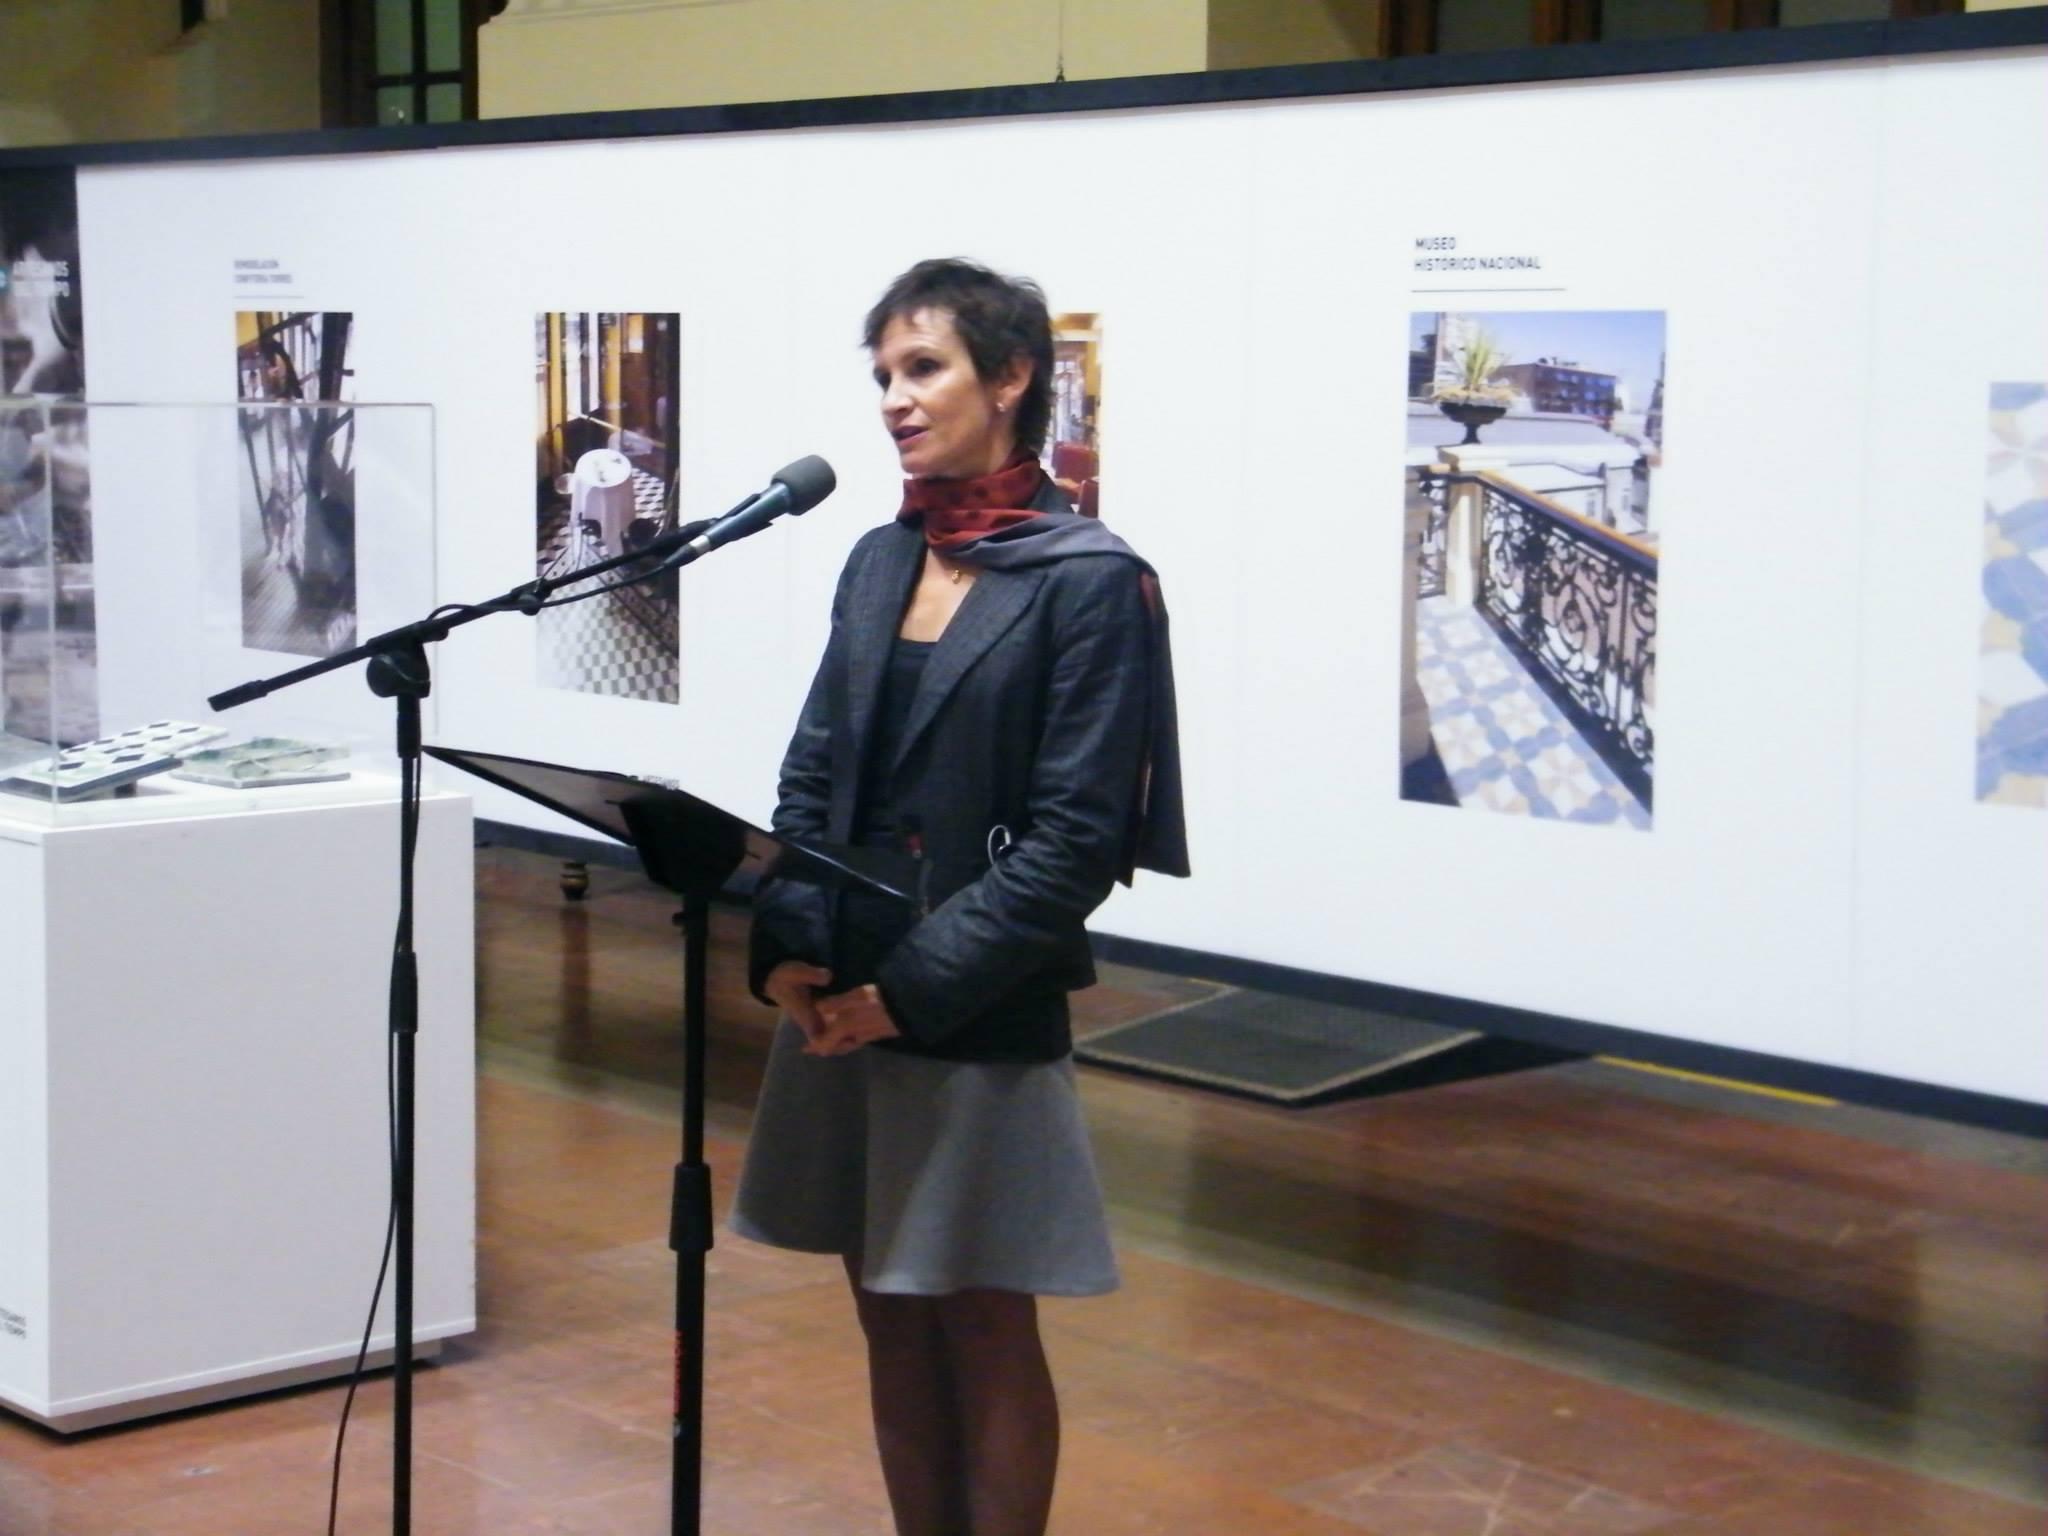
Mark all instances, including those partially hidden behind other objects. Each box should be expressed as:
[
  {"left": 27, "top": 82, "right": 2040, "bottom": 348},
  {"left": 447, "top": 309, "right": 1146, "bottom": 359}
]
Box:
[{"left": 424, "top": 745, "right": 915, "bottom": 1536}]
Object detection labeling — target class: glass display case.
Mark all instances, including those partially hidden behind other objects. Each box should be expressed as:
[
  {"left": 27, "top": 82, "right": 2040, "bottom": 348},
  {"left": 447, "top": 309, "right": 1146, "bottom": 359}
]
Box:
[
  {"left": 0, "top": 396, "right": 473, "bottom": 1431},
  {"left": 0, "top": 398, "right": 436, "bottom": 823}
]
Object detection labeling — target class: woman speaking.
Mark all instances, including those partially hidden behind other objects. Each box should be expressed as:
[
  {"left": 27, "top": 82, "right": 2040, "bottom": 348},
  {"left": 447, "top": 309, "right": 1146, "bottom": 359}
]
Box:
[{"left": 731, "top": 257, "right": 1188, "bottom": 1536}]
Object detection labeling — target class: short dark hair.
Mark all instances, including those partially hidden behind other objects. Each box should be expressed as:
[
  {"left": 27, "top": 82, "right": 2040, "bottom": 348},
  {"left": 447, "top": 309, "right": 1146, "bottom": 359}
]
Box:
[{"left": 862, "top": 258, "right": 1055, "bottom": 456}]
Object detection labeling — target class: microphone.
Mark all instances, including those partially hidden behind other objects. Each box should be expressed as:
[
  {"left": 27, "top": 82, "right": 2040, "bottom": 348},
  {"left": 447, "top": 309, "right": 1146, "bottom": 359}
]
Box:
[{"left": 661, "top": 454, "right": 836, "bottom": 570}]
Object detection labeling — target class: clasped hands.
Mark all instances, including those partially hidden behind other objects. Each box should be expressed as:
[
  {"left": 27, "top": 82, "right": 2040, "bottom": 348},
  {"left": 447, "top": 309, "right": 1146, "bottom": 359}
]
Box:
[{"left": 764, "top": 961, "right": 901, "bottom": 1057}]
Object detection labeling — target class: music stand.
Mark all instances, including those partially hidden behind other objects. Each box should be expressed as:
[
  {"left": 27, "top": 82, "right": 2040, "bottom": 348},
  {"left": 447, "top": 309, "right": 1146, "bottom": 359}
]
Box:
[{"left": 424, "top": 746, "right": 914, "bottom": 1536}]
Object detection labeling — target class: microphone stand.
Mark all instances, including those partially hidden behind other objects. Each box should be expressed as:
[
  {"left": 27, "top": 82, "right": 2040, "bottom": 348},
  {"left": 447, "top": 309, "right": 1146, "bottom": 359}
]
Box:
[{"left": 208, "top": 517, "right": 718, "bottom": 1536}]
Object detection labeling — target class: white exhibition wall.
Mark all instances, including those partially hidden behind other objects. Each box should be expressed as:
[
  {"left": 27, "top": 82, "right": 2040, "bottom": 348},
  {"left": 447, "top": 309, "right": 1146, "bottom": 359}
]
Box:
[{"left": 70, "top": 47, "right": 2048, "bottom": 1102}]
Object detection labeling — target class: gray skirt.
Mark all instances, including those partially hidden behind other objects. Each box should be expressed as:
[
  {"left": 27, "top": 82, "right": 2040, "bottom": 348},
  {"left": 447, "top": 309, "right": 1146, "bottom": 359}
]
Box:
[{"left": 730, "top": 1019, "right": 1120, "bottom": 1297}]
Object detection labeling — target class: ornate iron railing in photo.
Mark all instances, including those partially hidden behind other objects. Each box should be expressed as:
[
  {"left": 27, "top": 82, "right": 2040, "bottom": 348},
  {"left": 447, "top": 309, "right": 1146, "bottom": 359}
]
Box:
[
  {"left": 1415, "top": 467, "right": 1449, "bottom": 600},
  {"left": 1475, "top": 473, "right": 1656, "bottom": 808},
  {"left": 1407, "top": 466, "right": 1657, "bottom": 809}
]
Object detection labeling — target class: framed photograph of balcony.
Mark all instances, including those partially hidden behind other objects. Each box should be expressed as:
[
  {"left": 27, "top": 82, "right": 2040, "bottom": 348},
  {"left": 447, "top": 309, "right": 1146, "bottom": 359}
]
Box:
[
  {"left": 1979, "top": 381, "right": 2048, "bottom": 809},
  {"left": 533, "top": 311, "right": 681, "bottom": 704},
  {"left": 1045, "top": 311, "right": 1102, "bottom": 518},
  {"left": 235, "top": 311, "right": 359, "bottom": 659},
  {"left": 1400, "top": 309, "right": 1667, "bottom": 829}
]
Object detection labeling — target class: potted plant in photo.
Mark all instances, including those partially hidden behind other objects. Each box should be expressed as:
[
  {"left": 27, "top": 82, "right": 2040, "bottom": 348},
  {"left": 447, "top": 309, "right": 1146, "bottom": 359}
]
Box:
[{"left": 1432, "top": 329, "right": 1514, "bottom": 444}]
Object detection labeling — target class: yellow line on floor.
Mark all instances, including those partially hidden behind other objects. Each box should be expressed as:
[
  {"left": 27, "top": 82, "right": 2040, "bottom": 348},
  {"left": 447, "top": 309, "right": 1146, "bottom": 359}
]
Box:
[{"left": 1598, "top": 1056, "right": 1838, "bottom": 1107}]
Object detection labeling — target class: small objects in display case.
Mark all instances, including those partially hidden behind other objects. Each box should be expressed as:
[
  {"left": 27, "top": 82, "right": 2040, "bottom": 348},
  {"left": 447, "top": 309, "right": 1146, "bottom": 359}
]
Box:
[
  {"left": 0, "top": 721, "right": 229, "bottom": 801},
  {"left": 171, "top": 737, "right": 351, "bottom": 788}
]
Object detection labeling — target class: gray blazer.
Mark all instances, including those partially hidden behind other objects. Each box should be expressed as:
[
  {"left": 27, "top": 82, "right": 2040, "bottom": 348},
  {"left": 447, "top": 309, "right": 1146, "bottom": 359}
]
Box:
[{"left": 749, "top": 514, "right": 1159, "bottom": 1061}]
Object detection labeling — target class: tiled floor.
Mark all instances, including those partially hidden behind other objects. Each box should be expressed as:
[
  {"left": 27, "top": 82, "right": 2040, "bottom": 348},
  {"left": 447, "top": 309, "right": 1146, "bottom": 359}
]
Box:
[
  {"left": 1415, "top": 596, "right": 1652, "bottom": 830},
  {"left": 535, "top": 475, "right": 680, "bottom": 704},
  {"left": 2, "top": 848, "right": 2041, "bottom": 1534},
  {"left": 240, "top": 538, "right": 353, "bottom": 658}
]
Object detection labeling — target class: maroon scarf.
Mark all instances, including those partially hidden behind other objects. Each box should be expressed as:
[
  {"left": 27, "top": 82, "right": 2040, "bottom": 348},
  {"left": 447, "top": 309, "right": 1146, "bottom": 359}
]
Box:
[
  {"left": 892, "top": 454, "right": 1190, "bottom": 883},
  {"left": 897, "top": 453, "right": 1048, "bottom": 550}
]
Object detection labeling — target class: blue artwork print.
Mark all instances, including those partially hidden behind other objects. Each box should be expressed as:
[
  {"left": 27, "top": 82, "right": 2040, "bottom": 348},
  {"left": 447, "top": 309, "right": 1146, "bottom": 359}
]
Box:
[{"left": 1978, "top": 382, "right": 2048, "bottom": 807}]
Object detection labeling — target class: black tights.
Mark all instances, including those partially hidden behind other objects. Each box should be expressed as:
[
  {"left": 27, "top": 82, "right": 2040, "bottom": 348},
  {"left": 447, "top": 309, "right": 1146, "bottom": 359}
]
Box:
[{"left": 844, "top": 1257, "right": 1060, "bottom": 1536}]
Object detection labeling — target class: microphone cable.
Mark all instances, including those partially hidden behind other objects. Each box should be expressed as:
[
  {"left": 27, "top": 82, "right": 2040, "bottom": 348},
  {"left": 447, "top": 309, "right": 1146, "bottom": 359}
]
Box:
[{"left": 325, "top": 742, "right": 418, "bottom": 1535}]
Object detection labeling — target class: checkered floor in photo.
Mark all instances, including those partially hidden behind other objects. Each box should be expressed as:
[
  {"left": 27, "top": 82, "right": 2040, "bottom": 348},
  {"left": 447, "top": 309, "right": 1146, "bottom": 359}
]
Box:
[
  {"left": 242, "top": 547, "right": 353, "bottom": 659},
  {"left": 536, "top": 472, "right": 679, "bottom": 704},
  {"left": 1415, "top": 595, "right": 1652, "bottom": 829}
]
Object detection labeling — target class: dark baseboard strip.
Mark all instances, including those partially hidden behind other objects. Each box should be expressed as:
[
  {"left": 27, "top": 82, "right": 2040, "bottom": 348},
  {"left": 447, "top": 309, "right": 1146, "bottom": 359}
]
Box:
[
  {"left": 0, "top": 11, "right": 2038, "bottom": 171},
  {"left": 473, "top": 818, "right": 2047, "bottom": 1137},
  {"left": 475, "top": 816, "right": 640, "bottom": 870},
  {"left": 1090, "top": 933, "right": 2048, "bottom": 1138}
]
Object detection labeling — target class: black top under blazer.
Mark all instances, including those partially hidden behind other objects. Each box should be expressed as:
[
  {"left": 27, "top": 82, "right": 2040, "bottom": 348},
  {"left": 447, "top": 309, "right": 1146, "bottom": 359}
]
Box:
[{"left": 748, "top": 510, "right": 1159, "bottom": 1062}]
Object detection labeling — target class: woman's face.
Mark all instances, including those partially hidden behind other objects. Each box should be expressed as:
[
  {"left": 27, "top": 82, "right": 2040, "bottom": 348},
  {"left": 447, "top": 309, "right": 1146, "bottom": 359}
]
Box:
[{"left": 872, "top": 307, "right": 1022, "bottom": 480}]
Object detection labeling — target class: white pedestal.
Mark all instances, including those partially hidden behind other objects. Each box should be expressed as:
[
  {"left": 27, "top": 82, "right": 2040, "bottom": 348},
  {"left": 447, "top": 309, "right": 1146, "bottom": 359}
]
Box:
[{"left": 0, "top": 780, "right": 477, "bottom": 1431}]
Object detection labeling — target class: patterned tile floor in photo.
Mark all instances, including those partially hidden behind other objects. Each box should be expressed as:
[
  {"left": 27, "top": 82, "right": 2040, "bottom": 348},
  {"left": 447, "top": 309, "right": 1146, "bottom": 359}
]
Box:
[
  {"left": 535, "top": 472, "right": 679, "bottom": 703},
  {"left": 1416, "top": 595, "right": 1652, "bottom": 830},
  {"left": 1978, "top": 381, "right": 2048, "bottom": 807}
]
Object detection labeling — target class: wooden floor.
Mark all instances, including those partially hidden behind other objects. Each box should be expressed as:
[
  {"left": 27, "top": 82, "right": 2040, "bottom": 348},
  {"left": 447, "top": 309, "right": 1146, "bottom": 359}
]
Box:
[{"left": 3, "top": 847, "right": 2044, "bottom": 1534}]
